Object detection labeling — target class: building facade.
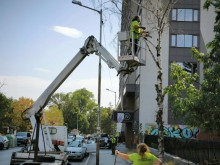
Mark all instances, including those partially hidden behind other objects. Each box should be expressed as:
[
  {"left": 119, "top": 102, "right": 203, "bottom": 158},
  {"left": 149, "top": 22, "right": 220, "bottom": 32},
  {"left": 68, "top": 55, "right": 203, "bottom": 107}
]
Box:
[{"left": 119, "top": 0, "right": 216, "bottom": 147}]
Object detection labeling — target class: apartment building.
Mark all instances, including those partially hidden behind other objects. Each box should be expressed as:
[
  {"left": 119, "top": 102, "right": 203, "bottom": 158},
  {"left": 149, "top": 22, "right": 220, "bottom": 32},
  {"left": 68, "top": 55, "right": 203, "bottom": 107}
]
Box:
[{"left": 119, "top": 0, "right": 216, "bottom": 147}]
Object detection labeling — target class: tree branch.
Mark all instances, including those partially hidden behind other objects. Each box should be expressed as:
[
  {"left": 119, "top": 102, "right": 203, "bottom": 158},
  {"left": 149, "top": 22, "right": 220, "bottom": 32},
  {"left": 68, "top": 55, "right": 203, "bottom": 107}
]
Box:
[{"left": 143, "top": 39, "right": 161, "bottom": 70}]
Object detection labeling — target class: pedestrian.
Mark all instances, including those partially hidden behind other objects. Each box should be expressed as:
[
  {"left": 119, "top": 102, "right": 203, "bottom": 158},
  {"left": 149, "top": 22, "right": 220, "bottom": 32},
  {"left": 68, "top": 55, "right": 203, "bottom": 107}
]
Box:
[
  {"left": 111, "top": 136, "right": 116, "bottom": 155},
  {"left": 129, "top": 16, "right": 148, "bottom": 55},
  {"left": 115, "top": 143, "right": 162, "bottom": 165},
  {"left": 104, "top": 136, "right": 108, "bottom": 148}
]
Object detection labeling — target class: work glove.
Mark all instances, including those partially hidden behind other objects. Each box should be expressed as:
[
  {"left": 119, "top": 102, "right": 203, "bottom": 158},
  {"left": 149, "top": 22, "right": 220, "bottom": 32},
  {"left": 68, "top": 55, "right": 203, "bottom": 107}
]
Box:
[{"left": 140, "top": 26, "right": 146, "bottom": 30}]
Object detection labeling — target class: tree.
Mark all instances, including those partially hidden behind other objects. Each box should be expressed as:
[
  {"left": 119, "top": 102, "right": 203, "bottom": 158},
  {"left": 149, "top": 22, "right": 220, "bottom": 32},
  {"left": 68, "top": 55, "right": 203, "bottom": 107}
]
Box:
[
  {"left": 44, "top": 106, "right": 64, "bottom": 126},
  {"left": 12, "top": 97, "right": 34, "bottom": 131},
  {"left": 49, "top": 88, "right": 97, "bottom": 133},
  {"left": 48, "top": 93, "right": 67, "bottom": 110},
  {"left": 0, "top": 92, "right": 13, "bottom": 133},
  {"left": 132, "top": 0, "right": 175, "bottom": 162},
  {"left": 165, "top": 0, "right": 220, "bottom": 134},
  {"left": 101, "top": 107, "right": 114, "bottom": 135},
  {"left": 87, "top": 106, "right": 98, "bottom": 134},
  {"left": 90, "top": 0, "right": 176, "bottom": 162}
]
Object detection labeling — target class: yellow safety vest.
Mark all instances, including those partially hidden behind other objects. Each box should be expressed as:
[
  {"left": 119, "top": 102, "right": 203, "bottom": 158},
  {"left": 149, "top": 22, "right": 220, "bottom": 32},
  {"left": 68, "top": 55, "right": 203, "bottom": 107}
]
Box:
[{"left": 111, "top": 138, "right": 116, "bottom": 143}]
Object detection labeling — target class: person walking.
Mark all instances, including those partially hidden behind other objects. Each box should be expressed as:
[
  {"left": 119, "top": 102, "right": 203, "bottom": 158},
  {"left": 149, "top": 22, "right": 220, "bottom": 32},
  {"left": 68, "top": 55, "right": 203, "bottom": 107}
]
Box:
[
  {"left": 111, "top": 136, "right": 116, "bottom": 155},
  {"left": 129, "top": 16, "right": 148, "bottom": 55},
  {"left": 115, "top": 143, "right": 162, "bottom": 165}
]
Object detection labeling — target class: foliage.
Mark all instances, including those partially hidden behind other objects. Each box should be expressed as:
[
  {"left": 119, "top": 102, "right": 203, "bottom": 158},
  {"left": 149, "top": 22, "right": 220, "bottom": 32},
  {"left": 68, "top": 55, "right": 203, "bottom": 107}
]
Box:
[
  {"left": 48, "top": 93, "right": 67, "bottom": 110},
  {"left": 87, "top": 106, "right": 98, "bottom": 134},
  {"left": 44, "top": 106, "right": 64, "bottom": 126},
  {"left": 101, "top": 107, "right": 114, "bottom": 135},
  {"left": 0, "top": 92, "right": 14, "bottom": 133},
  {"left": 49, "top": 88, "right": 98, "bottom": 134},
  {"left": 165, "top": 0, "right": 220, "bottom": 133},
  {"left": 12, "top": 97, "right": 34, "bottom": 132},
  {"left": 49, "top": 88, "right": 115, "bottom": 135},
  {"left": 0, "top": 85, "right": 114, "bottom": 136}
]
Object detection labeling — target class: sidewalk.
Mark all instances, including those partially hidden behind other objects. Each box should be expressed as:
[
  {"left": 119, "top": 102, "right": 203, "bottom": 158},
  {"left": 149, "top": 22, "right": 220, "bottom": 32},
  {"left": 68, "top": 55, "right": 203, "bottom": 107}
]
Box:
[
  {"left": 99, "top": 142, "right": 135, "bottom": 165},
  {"left": 98, "top": 142, "right": 196, "bottom": 165}
]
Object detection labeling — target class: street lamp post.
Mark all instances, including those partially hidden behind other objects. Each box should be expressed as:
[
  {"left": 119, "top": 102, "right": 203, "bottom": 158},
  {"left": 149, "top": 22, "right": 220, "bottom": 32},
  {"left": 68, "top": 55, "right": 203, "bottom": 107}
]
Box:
[
  {"left": 106, "top": 88, "right": 116, "bottom": 110},
  {"left": 106, "top": 88, "right": 116, "bottom": 136},
  {"left": 72, "top": 1, "right": 102, "bottom": 165}
]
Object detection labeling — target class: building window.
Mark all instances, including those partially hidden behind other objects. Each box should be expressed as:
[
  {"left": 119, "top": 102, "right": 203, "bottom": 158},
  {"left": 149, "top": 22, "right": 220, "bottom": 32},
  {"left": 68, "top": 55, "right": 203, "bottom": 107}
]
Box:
[
  {"left": 172, "top": 9, "right": 199, "bottom": 21},
  {"left": 177, "top": 35, "right": 184, "bottom": 47},
  {"left": 171, "top": 34, "right": 198, "bottom": 48},
  {"left": 171, "top": 35, "right": 176, "bottom": 46},
  {"left": 172, "top": 62, "right": 198, "bottom": 75},
  {"left": 194, "top": 10, "right": 198, "bottom": 21},
  {"left": 172, "top": 9, "right": 177, "bottom": 21},
  {"left": 193, "top": 36, "right": 198, "bottom": 47},
  {"left": 177, "top": 9, "right": 184, "bottom": 21}
]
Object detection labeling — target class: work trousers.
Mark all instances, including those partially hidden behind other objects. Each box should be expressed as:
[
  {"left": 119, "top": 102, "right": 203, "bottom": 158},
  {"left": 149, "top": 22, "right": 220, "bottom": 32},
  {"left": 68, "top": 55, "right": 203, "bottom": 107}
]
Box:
[
  {"left": 111, "top": 143, "right": 116, "bottom": 155},
  {"left": 130, "top": 39, "right": 139, "bottom": 55}
]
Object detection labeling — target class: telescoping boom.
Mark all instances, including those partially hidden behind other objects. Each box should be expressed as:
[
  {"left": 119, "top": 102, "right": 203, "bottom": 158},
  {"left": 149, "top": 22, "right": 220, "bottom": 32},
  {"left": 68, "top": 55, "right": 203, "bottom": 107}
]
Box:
[{"left": 11, "top": 35, "right": 137, "bottom": 165}]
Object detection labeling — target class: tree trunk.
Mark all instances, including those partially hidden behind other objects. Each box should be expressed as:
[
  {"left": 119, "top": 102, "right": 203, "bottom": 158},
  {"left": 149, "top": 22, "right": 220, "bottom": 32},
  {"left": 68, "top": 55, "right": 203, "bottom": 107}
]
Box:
[{"left": 155, "top": 33, "right": 165, "bottom": 163}]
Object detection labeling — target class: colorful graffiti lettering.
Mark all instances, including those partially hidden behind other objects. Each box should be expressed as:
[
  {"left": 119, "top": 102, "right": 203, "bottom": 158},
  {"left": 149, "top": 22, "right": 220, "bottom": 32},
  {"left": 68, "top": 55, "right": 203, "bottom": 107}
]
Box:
[{"left": 145, "top": 124, "right": 200, "bottom": 139}]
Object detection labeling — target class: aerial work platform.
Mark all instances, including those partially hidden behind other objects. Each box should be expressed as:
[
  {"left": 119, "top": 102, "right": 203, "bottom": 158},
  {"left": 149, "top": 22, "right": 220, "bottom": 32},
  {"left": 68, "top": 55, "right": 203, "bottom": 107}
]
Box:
[{"left": 117, "top": 31, "right": 146, "bottom": 67}]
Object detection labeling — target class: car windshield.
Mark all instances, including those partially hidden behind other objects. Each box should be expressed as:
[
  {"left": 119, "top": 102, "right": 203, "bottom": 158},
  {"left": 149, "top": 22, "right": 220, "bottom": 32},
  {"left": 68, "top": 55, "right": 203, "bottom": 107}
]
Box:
[
  {"left": 16, "top": 132, "right": 26, "bottom": 136},
  {"left": 76, "top": 136, "right": 83, "bottom": 141},
  {"left": 68, "top": 136, "right": 73, "bottom": 140},
  {"left": 69, "top": 141, "right": 81, "bottom": 147}
]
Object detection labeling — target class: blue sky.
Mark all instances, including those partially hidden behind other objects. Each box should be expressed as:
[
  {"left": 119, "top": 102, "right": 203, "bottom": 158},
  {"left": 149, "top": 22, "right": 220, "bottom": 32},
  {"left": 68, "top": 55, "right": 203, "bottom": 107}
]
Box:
[{"left": 0, "top": 0, "right": 120, "bottom": 107}]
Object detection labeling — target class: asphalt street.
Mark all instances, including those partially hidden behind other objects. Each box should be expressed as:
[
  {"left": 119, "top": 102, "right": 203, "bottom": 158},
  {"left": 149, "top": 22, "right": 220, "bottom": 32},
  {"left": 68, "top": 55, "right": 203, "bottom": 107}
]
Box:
[{"left": 0, "top": 143, "right": 131, "bottom": 165}]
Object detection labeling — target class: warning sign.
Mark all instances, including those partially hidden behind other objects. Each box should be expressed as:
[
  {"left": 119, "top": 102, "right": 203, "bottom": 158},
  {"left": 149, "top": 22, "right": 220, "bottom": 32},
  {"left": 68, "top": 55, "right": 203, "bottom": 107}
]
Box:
[
  {"left": 113, "top": 110, "right": 134, "bottom": 123},
  {"left": 117, "top": 113, "right": 124, "bottom": 123}
]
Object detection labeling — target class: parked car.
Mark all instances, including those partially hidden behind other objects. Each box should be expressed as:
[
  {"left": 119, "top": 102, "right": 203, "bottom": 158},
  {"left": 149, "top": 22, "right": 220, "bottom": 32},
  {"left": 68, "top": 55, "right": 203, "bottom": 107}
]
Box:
[
  {"left": 67, "top": 135, "right": 75, "bottom": 144},
  {"left": 16, "top": 132, "right": 31, "bottom": 146},
  {"left": 75, "top": 135, "right": 85, "bottom": 143},
  {"left": 99, "top": 133, "right": 110, "bottom": 149},
  {"left": 0, "top": 136, "right": 9, "bottom": 150},
  {"left": 66, "top": 140, "right": 87, "bottom": 161},
  {"left": 87, "top": 139, "right": 95, "bottom": 144}
]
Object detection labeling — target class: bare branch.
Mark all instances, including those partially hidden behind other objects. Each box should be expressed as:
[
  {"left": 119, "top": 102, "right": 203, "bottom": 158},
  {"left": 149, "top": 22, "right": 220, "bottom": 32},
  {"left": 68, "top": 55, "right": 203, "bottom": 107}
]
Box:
[
  {"left": 110, "top": 0, "right": 122, "bottom": 13},
  {"left": 143, "top": 39, "right": 161, "bottom": 70},
  {"left": 160, "top": 0, "right": 176, "bottom": 32},
  {"left": 0, "top": 82, "right": 5, "bottom": 89}
]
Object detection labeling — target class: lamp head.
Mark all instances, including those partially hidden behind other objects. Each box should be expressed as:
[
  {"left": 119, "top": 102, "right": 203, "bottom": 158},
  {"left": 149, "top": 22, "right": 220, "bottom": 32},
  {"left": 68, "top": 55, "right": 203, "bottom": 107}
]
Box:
[{"left": 72, "top": 0, "right": 82, "bottom": 5}]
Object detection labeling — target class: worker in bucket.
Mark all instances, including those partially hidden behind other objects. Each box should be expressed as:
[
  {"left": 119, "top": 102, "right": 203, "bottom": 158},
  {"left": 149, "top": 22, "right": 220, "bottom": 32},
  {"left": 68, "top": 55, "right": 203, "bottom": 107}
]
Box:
[
  {"left": 115, "top": 143, "right": 162, "bottom": 165},
  {"left": 129, "top": 16, "right": 148, "bottom": 55}
]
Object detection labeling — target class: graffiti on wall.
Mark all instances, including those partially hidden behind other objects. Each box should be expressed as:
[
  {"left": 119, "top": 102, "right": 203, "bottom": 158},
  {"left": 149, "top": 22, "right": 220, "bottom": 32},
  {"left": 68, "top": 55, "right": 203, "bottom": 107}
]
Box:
[{"left": 145, "top": 124, "right": 200, "bottom": 139}]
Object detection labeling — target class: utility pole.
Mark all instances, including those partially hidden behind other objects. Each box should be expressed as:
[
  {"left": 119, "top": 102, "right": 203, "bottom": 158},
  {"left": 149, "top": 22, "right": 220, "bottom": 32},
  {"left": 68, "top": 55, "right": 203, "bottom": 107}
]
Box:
[{"left": 72, "top": 1, "right": 102, "bottom": 164}]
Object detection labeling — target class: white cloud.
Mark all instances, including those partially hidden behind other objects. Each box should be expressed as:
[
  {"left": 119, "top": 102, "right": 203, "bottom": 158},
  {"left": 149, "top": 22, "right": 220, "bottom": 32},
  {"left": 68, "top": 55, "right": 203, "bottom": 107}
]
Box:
[
  {"left": 0, "top": 75, "right": 119, "bottom": 107},
  {"left": 51, "top": 26, "right": 83, "bottom": 38},
  {"left": 34, "top": 67, "right": 50, "bottom": 73}
]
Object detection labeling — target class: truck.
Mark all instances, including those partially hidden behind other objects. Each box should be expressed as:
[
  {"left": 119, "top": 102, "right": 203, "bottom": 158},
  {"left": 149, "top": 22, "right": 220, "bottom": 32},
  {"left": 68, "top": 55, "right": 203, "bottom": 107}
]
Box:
[{"left": 10, "top": 35, "right": 144, "bottom": 164}]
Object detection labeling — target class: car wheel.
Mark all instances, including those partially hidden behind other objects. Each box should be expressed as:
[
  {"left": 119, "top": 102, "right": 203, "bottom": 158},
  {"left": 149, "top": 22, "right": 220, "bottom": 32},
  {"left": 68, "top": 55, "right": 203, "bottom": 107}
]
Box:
[{"left": 0, "top": 144, "right": 3, "bottom": 150}]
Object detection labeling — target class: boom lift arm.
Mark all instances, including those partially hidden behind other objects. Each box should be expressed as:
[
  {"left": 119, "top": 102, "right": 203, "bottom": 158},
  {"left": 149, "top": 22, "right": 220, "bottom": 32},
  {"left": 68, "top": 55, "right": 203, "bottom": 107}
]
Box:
[{"left": 24, "top": 36, "right": 132, "bottom": 158}]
